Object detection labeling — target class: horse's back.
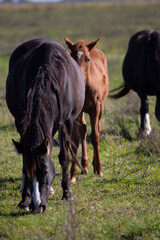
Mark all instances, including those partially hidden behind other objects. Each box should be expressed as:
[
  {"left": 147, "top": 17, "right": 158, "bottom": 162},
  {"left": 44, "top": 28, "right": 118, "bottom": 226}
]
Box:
[
  {"left": 6, "top": 38, "right": 85, "bottom": 123},
  {"left": 123, "top": 30, "right": 160, "bottom": 94},
  {"left": 6, "top": 39, "right": 51, "bottom": 120},
  {"left": 89, "top": 47, "right": 109, "bottom": 101}
]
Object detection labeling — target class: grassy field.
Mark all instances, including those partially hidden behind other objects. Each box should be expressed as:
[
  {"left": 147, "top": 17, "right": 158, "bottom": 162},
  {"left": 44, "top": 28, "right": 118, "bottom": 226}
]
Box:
[{"left": 0, "top": 1, "right": 160, "bottom": 239}]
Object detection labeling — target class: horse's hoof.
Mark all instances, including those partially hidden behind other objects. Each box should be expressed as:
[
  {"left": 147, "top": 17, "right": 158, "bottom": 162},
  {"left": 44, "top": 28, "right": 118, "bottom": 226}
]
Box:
[
  {"left": 81, "top": 169, "right": 88, "bottom": 175},
  {"left": 70, "top": 177, "right": 76, "bottom": 183},
  {"left": 49, "top": 186, "right": 54, "bottom": 195},
  {"left": 94, "top": 170, "right": 103, "bottom": 177},
  {"left": 18, "top": 201, "right": 30, "bottom": 211},
  {"left": 31, "top": 206, "right": 44, "bottom": 213},
  {"left": 62, "top": 192, "right": 74, "bottom": 201}
]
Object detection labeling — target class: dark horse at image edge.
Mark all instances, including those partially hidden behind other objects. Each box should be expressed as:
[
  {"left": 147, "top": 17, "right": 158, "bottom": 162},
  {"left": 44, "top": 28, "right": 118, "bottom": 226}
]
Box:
[
  {"left": 6, "top": 38, "right": 85, "bottom": 213},
  {"left": 109, "top": 30, "right": 160, "bottom": 135}
]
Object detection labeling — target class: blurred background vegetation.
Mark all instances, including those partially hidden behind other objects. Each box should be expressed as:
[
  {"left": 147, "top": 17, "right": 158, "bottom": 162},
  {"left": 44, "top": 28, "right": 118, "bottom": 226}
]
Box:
[{"left": 0, "top": 1, "right": 160, "bottom": 239}]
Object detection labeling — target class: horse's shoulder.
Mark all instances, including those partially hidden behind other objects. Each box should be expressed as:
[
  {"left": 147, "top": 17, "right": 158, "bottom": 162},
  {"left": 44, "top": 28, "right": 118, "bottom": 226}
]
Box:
[
  {"left": 90, "top": 48, "right": 107, "bottom": 64},
  {"left": 89, "top": 48, "right": 108, "bottom": 76}
]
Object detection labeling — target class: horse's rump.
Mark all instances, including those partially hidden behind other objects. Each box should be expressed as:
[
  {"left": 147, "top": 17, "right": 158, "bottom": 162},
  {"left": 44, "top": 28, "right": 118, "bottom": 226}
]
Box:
[
  {"left": 109, "top": 30, "right": 160, "bottom": 97},
  {"left": 6, "top": 38, "right": 85, "bottom": 179}
]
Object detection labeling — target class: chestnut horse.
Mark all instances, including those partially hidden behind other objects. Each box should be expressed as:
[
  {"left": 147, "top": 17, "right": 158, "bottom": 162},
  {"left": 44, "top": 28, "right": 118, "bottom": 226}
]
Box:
[
  {"left": 6, "top": 38, "right": 85, "bottom": 212},
  {"left": 109, "top": 30, "right": 160, "bottom": 135},
  {"left": 65, "top": 37, "right": 109, "bottom": 182}
]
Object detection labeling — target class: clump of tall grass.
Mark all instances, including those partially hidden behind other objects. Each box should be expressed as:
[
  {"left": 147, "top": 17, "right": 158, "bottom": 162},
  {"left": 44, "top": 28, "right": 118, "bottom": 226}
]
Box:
[
  {"left": 102, "top": 91, "right": 140, "bottom": 142},
  {"left": 136, "top": 128, "right": 160, "bottom": 157}
]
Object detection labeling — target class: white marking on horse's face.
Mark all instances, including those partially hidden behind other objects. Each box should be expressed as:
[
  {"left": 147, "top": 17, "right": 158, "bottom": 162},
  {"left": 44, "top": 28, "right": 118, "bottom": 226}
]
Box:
[
  {"left": 77, "top": 51, "right": 83, "bottom": 59},
  {"left": 20, "top": 173, "right": 25, "bottom": 193},
  {"left": 144, "top": 113, "right": 151, "bottom": 135},
  {"left": 32, "top": 177, "right": 41, "bottom": 207}
]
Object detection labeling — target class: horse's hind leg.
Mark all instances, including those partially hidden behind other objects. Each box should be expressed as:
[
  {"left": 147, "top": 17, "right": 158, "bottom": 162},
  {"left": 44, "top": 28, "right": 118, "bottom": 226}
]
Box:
[
  {"left": 18, "top": 168, "right": 31, "bottom": 210},
  {"left": 70, "top": 112, "right": 88, "bottom": 182},
  {"left": 89, "top": 103, "right": 102, "bottom": 176},
  {"left": 139, "top": 94, "right": 151, "bottom": 135},
  {"left": 70, "top": 120, "right": 80, "bottom": 183},
  {"left": 59, "top": 141, "right": 73, "bottom": 200}
]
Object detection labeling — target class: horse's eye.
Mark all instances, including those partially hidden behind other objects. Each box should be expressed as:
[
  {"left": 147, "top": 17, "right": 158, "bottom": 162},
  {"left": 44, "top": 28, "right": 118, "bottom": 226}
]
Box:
[{"left": 85, "top": 57, "right": 90, "bottom": 63}]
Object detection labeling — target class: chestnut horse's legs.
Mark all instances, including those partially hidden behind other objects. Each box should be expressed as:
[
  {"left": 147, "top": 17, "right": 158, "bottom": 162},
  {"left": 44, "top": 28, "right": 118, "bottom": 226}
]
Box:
[
  {"left": 89, "top": 102, "right": 103, "bottom": 176},
  {"left": 139, "top": 94, "right": 151, "bottom": 135},
  {"left": 98, "top": 103, "right": 104, "bottom": 133}
]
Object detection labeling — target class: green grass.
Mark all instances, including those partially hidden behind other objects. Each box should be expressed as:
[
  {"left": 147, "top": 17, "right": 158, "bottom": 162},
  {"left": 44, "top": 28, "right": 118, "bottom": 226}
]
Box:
[{"left": 1, "top": 1, "right": 160, "bottom": 239}]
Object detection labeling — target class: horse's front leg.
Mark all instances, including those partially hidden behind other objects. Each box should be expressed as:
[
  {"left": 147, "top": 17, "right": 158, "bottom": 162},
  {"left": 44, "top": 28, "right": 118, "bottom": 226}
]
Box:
[
  {"left": 18, "top": 169, "right": 31, "bottom": 211},
  {"left": 89, "top": 103, "right": 102, "bottom": 176},
  {"left": 139, "top": 93, "right": 151, "bottom": 135}
]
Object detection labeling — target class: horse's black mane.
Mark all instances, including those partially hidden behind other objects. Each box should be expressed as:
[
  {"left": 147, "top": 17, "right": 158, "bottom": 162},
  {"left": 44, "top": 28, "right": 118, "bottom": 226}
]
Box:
[{"left": 21, "top": 43, "right": 69, "bottom": 152}]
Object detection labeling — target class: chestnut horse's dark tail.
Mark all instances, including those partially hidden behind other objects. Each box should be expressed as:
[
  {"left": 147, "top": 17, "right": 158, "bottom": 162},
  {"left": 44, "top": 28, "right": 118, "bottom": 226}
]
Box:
[{"left": 108, "top": 84, "right": 130, "bottom": 99}]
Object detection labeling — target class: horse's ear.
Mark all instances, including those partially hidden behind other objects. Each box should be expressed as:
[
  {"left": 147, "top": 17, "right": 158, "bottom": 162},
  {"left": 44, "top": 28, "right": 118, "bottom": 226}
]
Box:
[
  {"left": 87, "top": 39, "right": 100, "bottom": 51},
  {"left": 64, "top": 36, "right": 74, "bottom": 50},
  {"left": 12, "top": 139, "right": 23, "bottom": 154}
]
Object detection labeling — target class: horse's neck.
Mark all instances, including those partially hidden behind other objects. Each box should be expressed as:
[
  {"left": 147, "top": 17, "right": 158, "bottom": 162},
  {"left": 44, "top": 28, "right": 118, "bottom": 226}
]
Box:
[
  {"left": 83, "top": 61, "right": 94, "bottom": 84},
  {"left": 80, "top": 62, "right": 90, "bottom": 84}
]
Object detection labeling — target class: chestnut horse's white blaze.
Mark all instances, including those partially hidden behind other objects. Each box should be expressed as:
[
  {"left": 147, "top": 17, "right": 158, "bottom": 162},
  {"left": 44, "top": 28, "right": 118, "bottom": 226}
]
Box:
[{"left": 77, "top": 51, "right": 83, "bottom": 59}]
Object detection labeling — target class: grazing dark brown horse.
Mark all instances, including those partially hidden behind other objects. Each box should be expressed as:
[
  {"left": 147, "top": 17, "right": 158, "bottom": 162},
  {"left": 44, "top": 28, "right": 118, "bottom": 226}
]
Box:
[
  {"left": 109, "top": 30, "right": 160, "bottom": 135},
  {"left": 65, "top": 37, "right": 109, "bottom": 182},
  {"left": 6, "top": 38, "right": 85, "bottom": 212}
]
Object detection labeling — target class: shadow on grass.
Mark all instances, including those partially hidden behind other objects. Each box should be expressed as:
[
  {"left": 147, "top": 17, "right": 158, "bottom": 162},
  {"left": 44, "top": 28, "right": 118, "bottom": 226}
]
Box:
[
  {"left": 0, "top": 177, "right": 21, "bottom": 184},
  {"left": 0, "top": 231, "right": 8, "bottom": 239},
  {"left": 0, "top": 123, "right": 15, "bottom": 131},
  {"left": 0, "top": 210, "right": 32, "bottom": 217},
  {"left": 0, "top": 177, "right": 21, "bottom": 192}
]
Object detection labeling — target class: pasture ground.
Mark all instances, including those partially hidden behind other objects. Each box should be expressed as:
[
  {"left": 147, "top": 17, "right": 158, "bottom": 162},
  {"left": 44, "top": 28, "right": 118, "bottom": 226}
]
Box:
[{"left": 0, "top": 1, "right": 160, "bottom": 239}]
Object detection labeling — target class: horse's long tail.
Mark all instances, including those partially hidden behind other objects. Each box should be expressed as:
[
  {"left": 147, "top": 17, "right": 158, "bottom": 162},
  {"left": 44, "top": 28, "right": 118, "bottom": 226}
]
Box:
[{"left": 108, "top": 84, "right": 130, "bottom": 99}]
